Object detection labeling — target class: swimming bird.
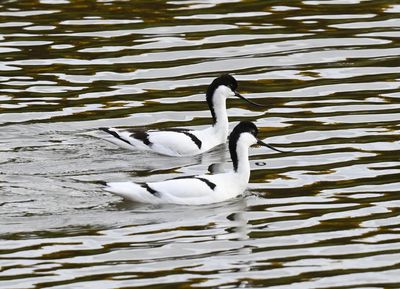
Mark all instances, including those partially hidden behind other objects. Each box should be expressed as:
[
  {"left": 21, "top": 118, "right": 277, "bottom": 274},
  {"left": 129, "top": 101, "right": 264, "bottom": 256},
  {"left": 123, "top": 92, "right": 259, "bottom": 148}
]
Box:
[
  {"left": 104, "top": 121, "right": 285, "bottom": 205},
  {"left": 99, "top": 74, "right": 266, "bottom": 156}
]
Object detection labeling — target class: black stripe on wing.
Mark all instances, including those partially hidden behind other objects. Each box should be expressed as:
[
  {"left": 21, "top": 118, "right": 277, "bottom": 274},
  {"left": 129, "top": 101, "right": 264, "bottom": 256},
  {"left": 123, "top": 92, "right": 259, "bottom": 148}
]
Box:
[
  {"left": 196, "top": 177, "right": 216, "bottom": 190},
  {"left": 129, "top": 130, "right": 152, "bottom": 146},
  {"left": 163, "top": 128, "right": 202, "bottom": 149},
  {"left": 182, "top": 131, "right": 202, "bottom": 149},
  {"left": 141, "top": 183, "right": 160, "bottom": 197},
  {"left": 173, "top": 176, "right": 216, "bottom": 190},
  {"left": 99, "top": 127, "right": 132, "bottom": 146}
]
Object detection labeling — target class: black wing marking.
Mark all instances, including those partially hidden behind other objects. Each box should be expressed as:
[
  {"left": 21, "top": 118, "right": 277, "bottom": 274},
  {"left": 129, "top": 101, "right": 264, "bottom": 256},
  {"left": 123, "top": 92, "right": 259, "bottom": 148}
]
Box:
[
  {"left": 196, "top": 177, "right": 216, "bottom": 190},
  {"left": 141, "top": 183, "right": 160, "bottom": 197},
  {"left": 99, "top": 127, "right": 132, "bottom": 146},
  {"left": 163, "top": 128, "right": 190, "bottom": 132},
  {"left": 129, "top": 129, "right": 152, "bottom": 146},
  {"left": 172, "top": 176, "right": 216, "bottom": 190},
  {"left": 163, "top": 128, "right": 202, "bottom": 149},
  {"left": 172, "top": 176, "right": 193, "bottom": 180},
  {"left": 181, "top": 131, "right": 202, "bottom": 149}
]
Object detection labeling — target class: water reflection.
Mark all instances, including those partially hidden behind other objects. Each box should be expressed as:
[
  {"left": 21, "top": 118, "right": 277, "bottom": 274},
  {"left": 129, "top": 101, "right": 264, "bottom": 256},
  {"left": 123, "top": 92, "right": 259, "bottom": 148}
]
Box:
[{"left": 0, "top": 0, "right": 400, "bottom": 288}]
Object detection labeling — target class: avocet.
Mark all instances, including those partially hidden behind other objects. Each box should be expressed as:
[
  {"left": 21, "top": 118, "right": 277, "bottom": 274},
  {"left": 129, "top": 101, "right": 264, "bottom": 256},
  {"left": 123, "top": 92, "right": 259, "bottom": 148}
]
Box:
[
  {"left": 104, "top": 121, "right": 285, "bottom": 205},
  {"left": 99, "top": 74, "right": 266, "bottom": 156}
]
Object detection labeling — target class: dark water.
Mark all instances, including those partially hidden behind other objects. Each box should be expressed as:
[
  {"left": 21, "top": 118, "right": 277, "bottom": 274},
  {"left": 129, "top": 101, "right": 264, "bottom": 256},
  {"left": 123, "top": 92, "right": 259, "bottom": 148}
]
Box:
[{"left": 1, "top": 0, "right": 400, "bottom": 288}]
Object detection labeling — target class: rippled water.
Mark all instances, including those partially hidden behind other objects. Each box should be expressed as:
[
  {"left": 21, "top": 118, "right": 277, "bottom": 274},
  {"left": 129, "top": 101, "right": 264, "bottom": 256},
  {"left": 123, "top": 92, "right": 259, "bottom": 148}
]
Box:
[{"left": 1, "top": 0, "right": 400, "bottom": 288}]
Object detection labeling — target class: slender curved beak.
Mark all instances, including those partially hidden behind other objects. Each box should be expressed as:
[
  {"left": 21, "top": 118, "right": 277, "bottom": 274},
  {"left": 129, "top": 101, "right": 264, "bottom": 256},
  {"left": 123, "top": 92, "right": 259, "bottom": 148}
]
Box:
[
  {"left": 257, "top": 139, "right": 289, "bottom": 153},
  {"left": 235, "top": 91, "right": 267, "bottom": 107}
]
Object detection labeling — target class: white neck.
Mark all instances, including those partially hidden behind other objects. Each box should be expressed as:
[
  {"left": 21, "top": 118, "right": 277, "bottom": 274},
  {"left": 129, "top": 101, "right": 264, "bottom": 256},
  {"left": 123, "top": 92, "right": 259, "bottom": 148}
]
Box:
[
  {"left": 210, "top": 87, "right": 230, "bottom": 140},
  {"left": 234, "top": 140, "right": 251, "bottom": 182},
  {"left": 212, "top": 97, "right": 228, "bottom": 139}
]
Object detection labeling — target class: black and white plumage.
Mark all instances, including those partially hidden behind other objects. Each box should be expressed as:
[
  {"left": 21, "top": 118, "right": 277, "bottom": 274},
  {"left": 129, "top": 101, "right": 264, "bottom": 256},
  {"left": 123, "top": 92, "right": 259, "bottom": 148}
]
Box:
[
  {"left": 99, "top": 74, "right": 266, "bottom": 157},
  {"left": 104, "top": 121, "right": 285, "bottom": 205}
]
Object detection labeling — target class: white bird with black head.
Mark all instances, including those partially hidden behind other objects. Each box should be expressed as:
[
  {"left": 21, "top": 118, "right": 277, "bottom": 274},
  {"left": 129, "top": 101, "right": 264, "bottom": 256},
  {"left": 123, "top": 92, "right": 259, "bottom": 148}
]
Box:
[
  {"left": 104, "top": 121, "right": 285, "bottom": 205},
  {"left": 99, "top": 74, "right": 266, "bottom": 157}
]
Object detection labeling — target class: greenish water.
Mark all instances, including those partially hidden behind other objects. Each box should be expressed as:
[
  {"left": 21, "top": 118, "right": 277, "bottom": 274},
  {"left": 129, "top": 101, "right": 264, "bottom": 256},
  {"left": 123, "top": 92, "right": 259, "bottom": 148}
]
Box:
[{"left": 1, "top": 0, "right": 400, "bottom": 288}]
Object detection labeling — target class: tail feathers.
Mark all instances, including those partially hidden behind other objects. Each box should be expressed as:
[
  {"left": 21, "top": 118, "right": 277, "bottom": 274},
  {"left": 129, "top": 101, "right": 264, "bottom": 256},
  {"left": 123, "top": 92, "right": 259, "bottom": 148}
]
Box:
[{"left": 104, "top": 182, "right": 162, "bottom": 204}]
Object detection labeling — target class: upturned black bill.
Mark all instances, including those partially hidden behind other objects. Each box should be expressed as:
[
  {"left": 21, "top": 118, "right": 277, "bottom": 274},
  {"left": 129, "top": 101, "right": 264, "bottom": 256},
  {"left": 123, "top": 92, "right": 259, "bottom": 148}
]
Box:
[
  {"left": 257, "top": 140, "right": 288, "bottom": 153},
  {"left": 235, "top": 91, "right": 267, "bottom": 107}
]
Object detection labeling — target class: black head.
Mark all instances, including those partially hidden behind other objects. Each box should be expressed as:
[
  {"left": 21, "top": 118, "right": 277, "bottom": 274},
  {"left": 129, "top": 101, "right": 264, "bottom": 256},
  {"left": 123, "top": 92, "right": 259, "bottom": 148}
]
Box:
[
  {"left": 206, "top": 74, "right": 238, "bottom": 123},
  {"left": 228, "top": 121, "right": 286, "bottom": 172},
  {"left": 206, "top": 74, "right": 238, "bottom": 99},
  {"left": 230, "top": 121, "right": 258, "bottom": 139},
  {"left": 205, "top": 74, "right": 268, "bottom": 124}
]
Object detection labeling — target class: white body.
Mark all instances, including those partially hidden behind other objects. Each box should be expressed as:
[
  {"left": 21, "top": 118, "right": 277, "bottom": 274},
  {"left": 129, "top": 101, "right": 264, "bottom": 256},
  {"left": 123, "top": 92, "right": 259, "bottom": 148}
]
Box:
[
  {"left": 105, "top": 132, "right": 257, "bottom": 205},
  {"left": 104, "top": 125, "right": 227, "bottom": 157},
  {"left": 106, "top": 173, "right": 246, "bottom": 205},
  {"left": 101, "top": 86, "right": 233, "bottom": 156}
]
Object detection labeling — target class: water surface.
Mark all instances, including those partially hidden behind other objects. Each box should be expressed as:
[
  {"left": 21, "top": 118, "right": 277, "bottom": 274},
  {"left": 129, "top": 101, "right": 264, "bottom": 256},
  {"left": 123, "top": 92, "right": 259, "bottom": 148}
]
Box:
[{"left": 1, "top": 0, "right": 400, "bottom": 288}]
